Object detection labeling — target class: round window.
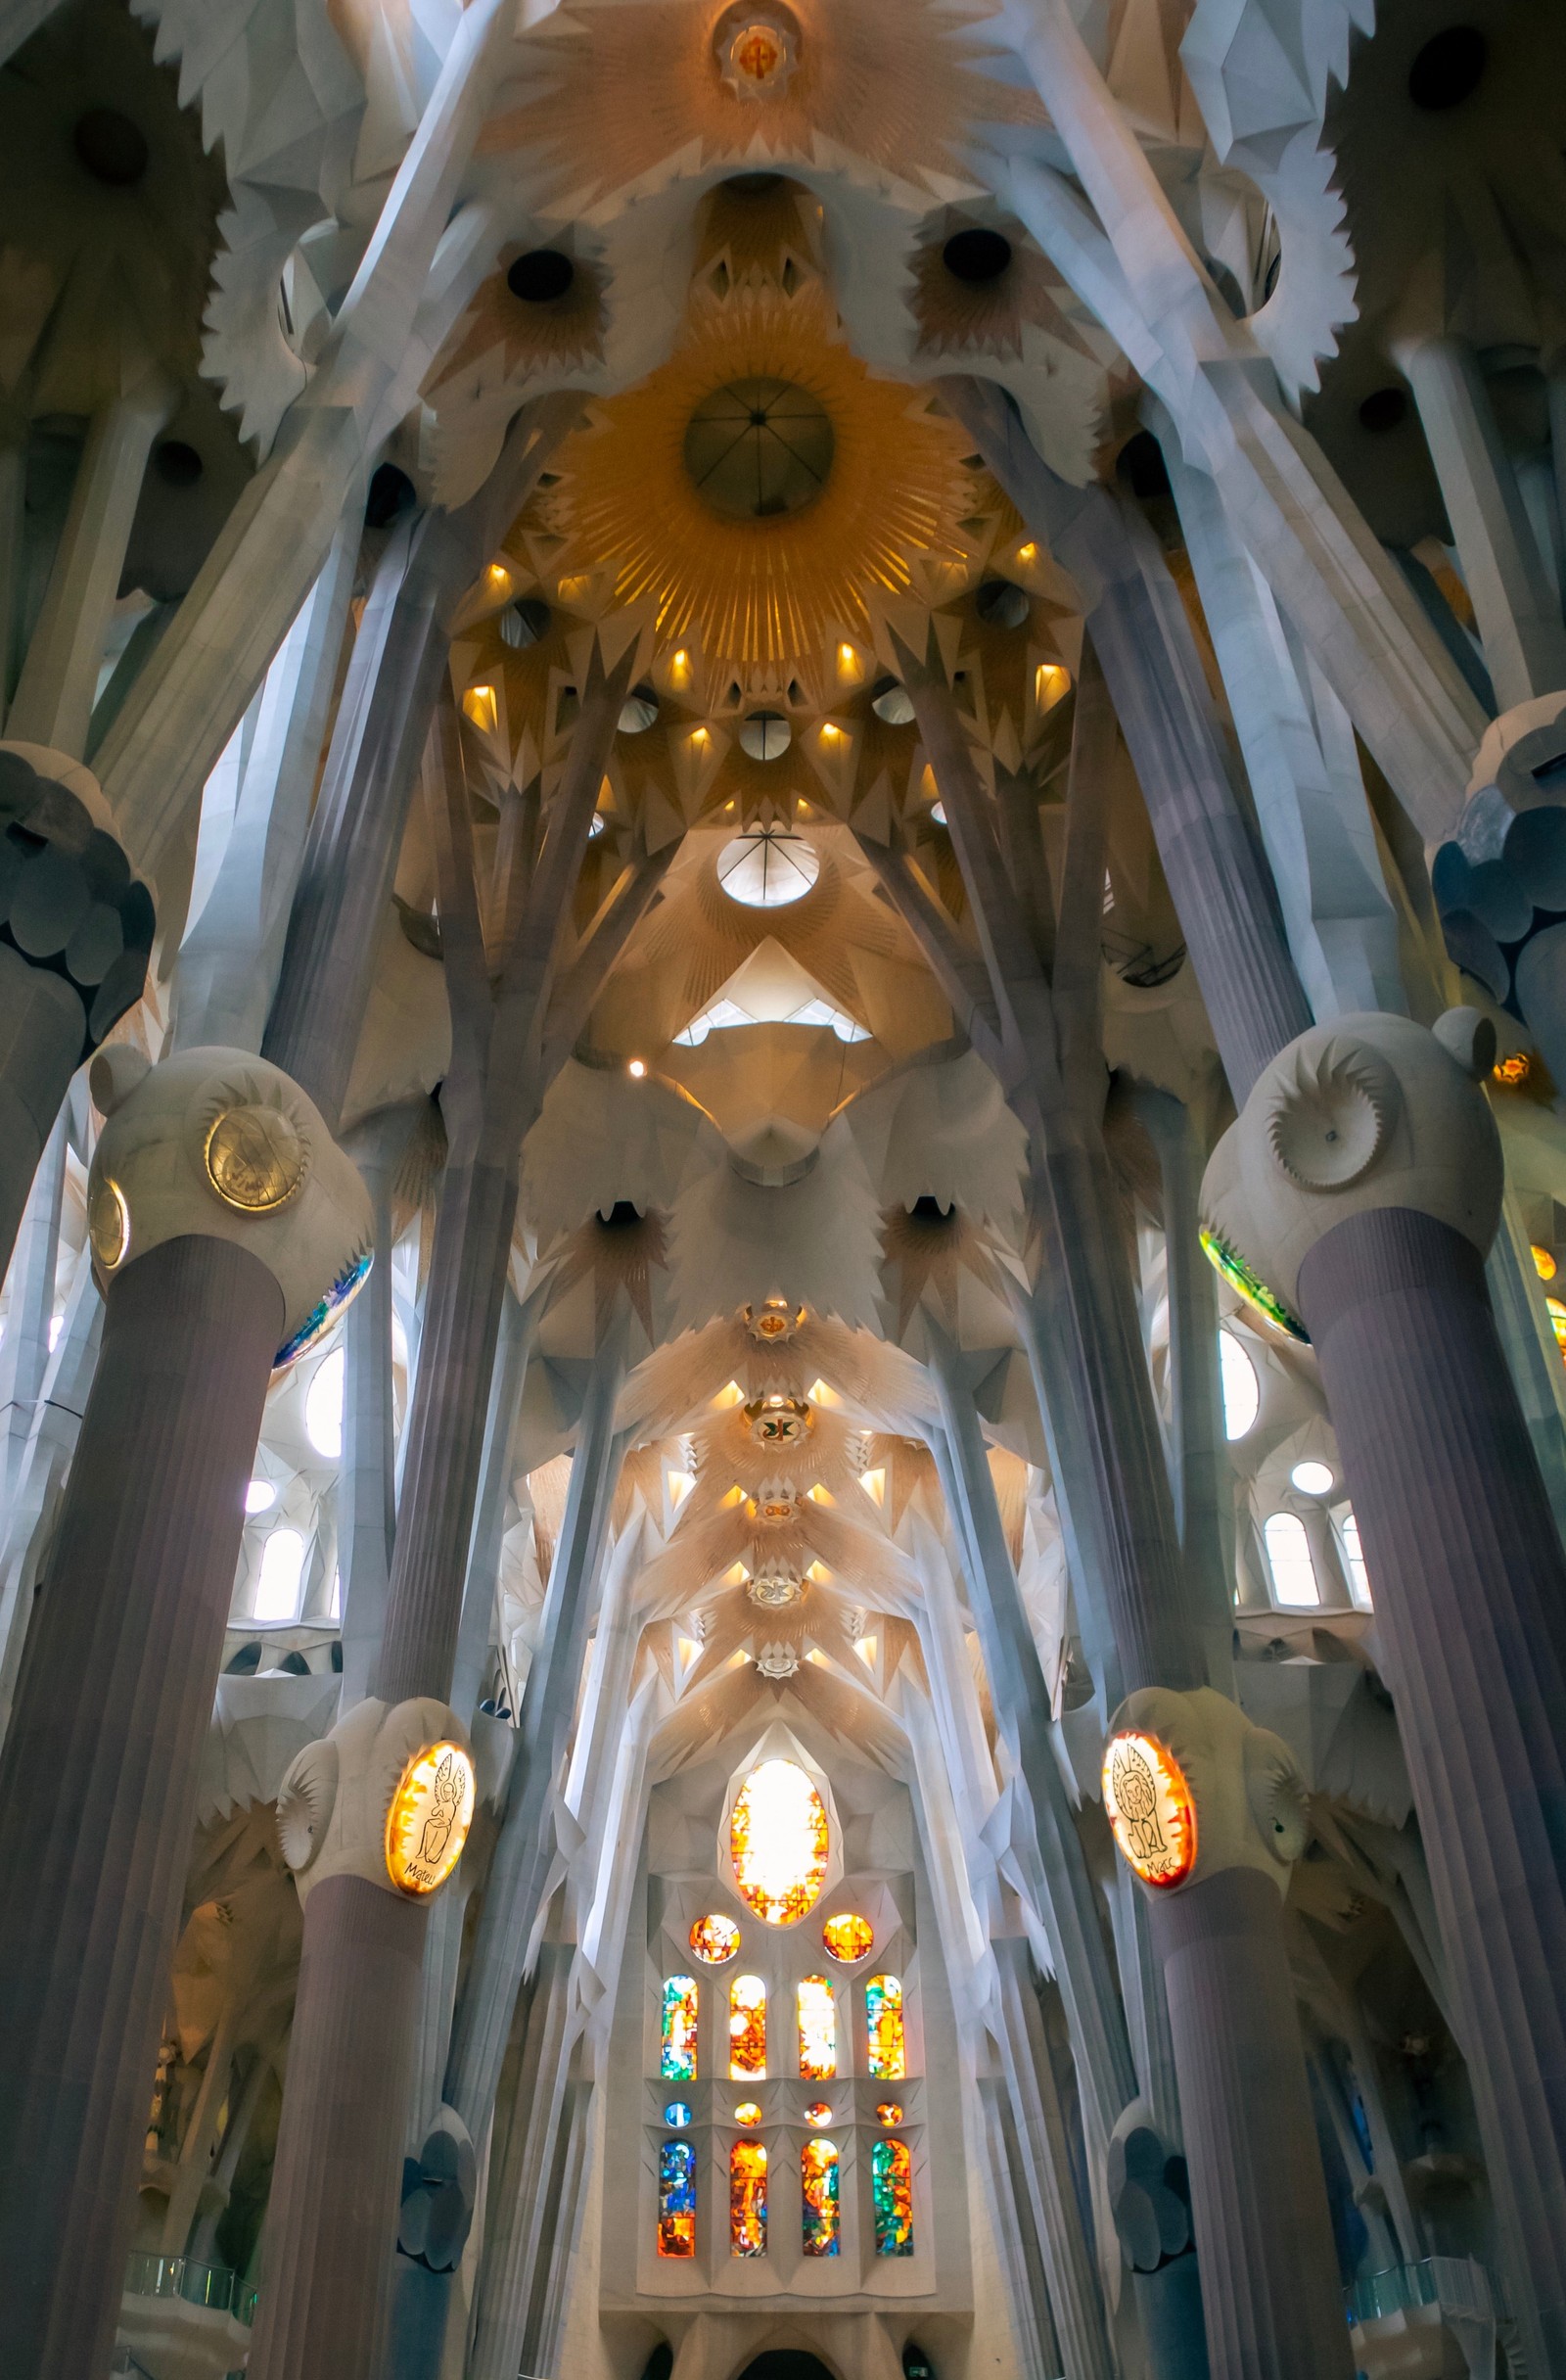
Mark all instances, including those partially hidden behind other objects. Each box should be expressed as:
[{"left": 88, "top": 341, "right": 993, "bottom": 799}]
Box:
[
  {"left": 684, "top": 379, "right": 834, "bottom": 520},
  {"left": 716, "top": 827, "right": 819, "bottom": 908}
]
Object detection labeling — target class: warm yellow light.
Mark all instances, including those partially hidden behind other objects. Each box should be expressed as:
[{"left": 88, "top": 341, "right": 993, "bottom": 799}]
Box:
[
  {"left": 807, "top": 1378, "right": 841, "bottom": 1407},
  {"left": 729, "top": 1758, "right": 830, "bottom": 1927},
  {"left": 819, "top": 722, "right": 841, "bottom": 743},
  {"left": 806, "top": 1561, "right": 829, "bottom": 1583},
  {"left": 1532, "top": 1243, "right": 1557, "bottom": 1282},
  {"left": 734, "top": 2100, "right": 763, "bottom": 2126},
  {"left": 859, "top": 1468, "right": 886, "bottom": 1506},
  {"left": 1548, "top": 1297, "right": 1566, "bottom": 1351},
  {"left": 856, "top": 1636, "right": 877, "bottom": 1666},
  {"left": 1102, "top": 1730, "right": 1197, "bottom": 1889},
  {"left": 485, "top": 562, "right": 512, "bottom": 591},
  {"left": 677, "top": 1635, "right": 702, "bottom": 1664},
  {"left": 823, "top": 1911, "right": 873, "bottom": 1964},
  {"left": 1017, "top": 541, "right": 1036, "bottom": 562},
  {"left": 385, "top": 1741, "right": 477, "bottom": 1897},
  {"left": 840, "top": 643, "right": 855, "bottom": 665},
  {"left": 720, "top": 1483, "right": 748, "bottom": 1508},
  {"left": 1494, "top": 1051, "right": 1532, "bottom": 1086},
  {"left": 462, "top": 684, "right": 498, "bottom": 733},
  {"left": 668, "top": 1470, "right": 693, "bottom": 1507},
  {"left": 692, "top": 726, "right": 709, "bottom": 745},
  {"left": 806, "top": 1483, "right": 832, "bottom": 1505},
  {"left": 1035, "top": 663, "right": 1069, "bottom": 713},
  {"left": 690, "top": 1912, "right": 741, "bottom": 1965},
  {"left": 714, "top": 1380, "right": 745, "bottom": 1409},
  {"left": 628, "top": 1058, "right": 646, "bottom": 1079}
]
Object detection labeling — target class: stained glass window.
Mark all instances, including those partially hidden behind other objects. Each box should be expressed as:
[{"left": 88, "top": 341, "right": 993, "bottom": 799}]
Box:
[
  {"left": 866, "top": 1975, "right": 905, "bottom": 2079},
  {"left": 661, "top": 1977, "right": 698, "bottom": 2081},
  {"left": 730, "top": 2139, "right": 767, "bottom": 2257},
  {"left": 802, "top": 2137, "right": 840, "bottom": 2257},
  {"left": 658, "top": 2139, "right": 696, "bottom": 2258},
  {"left": 734, "top": 2100, "right": 762, "bottom": 2126},
  {"left": 822, "top": 1911, "right": 873, "bottom": 1964},
  {"left": 875, "top": 2101, "right": 902, "bottom": 2125},
  {"left": 805, "top": 2101, "right": 832, "bottom": 2125},
  {"left": 665, "top": 2101, "right": 692, "bottom": 2127},
  {"left": 873, "top": 2137, "right": 914, "bottom": 2256},
  {"left": 797, "top": 1975, "right": 836, "bottom": 2079},
  {"left": 729, "top": 1758, "right": 829, "bottom": 1925},
  {"left": 690, "top": 1913, "right": 741, "bottom": 1965},
  {"left": 729, "top": 1974, "right": 766, "bottom": 2078}
]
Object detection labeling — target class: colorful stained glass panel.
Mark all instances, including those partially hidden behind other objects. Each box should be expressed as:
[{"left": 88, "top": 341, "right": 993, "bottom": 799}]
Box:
[
  {"left": 665, "top": 2100, "right": 692, "bottom": 2127},
  {"left": 866, "top": 1974, "right": 905, "bottom": 2080},
  {"left": 730, "top": 2139, "right": 767, "bottom": 2256},
  {"left": 690, "top": 1912, "right": 741, "bottom": 1965},
  {"left": 875, "top": 2101, "right": 903, "bottom": 2125},
  {"left": 734, "top": 2101, "right": 762, "bottom": 2126},
  {"left": 802, "top": 2137, "right": 840, "bottom": 2257},
  {"left": 661, "top": 1976, "right": 698, "bottom": 2081},
  {"left": 805, "top": 2100, "right": 833, "bottom": 2125},
  {"left": 729, "top": 1758, "right": 829, "bottom": 1926},
  {"left": 729, "top": 1973, "right": 766, "bottom": 2078},
  {"left": 873, "top": 2137, "right": 914, "bottom": 2256},
  {"left": 797, "top": 1975, "right": 836, "bottom": 2080},
  {"left": 658, "top": 2139, "right": 696, "bottom": 2258},
  {"left": 822, "top": 1911, "right": 873, "bottom": 1964}
]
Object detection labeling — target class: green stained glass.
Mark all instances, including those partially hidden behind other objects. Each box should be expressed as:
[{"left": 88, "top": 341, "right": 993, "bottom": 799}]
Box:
[
  {"left": 661, "top": 1976, "right": 698, "bottom": 2081},
  {"left": 1199, "top": 1229, "right": 1309, "bottom": 1344},
  {"left": 802, "top": 2137, "right": 840, "bottom": 2257},
  {"left": 873, "top": 2136, "right": 914, "bottom": 2256}
]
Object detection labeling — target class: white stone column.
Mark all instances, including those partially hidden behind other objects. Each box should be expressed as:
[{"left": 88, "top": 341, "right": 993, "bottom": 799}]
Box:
[
  {"left": 1398, "top": 336, "right": 1566, "bottom": 713},
  {"left": 6, "top": 374, "right": 175, "bottom": 758}
]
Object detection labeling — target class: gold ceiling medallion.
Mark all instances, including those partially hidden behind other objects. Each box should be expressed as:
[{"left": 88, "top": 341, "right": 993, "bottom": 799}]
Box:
[
  {"left": 750, "top": 1488, "right": 802, "bottom": 1523},
  {"left": 716, "top": 6, "right": 799, "bottom": 100},
  {"left": 747, "top": 1394, "right": 812, "bottom": 1445},
  {"left": 747, "top": 1556, "right": 806, "bottom": 1608},
  {"left": 745, "top": 1296, "right": 806, "bottom": 1341},
  {"left": 534, "top": 283, "right": 976, "bottom": 665},
  {"left": 204, "top": 1103, "right": 307, "bottom": 1214}
]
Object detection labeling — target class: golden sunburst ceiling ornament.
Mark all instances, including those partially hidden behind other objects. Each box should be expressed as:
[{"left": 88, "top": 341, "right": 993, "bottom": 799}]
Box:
[
  {"left": 482, "top": 0, "right": 1045, "bottom": 212},
  {"left": 534, "top": 285, "right": 978, "bottom": 666}
]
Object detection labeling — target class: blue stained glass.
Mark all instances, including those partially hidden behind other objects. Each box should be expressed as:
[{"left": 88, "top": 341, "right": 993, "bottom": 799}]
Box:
[
  {"left": 658, "top": 2139, "right": 696, "bottom": 2258},
  {"left": 665, "top": 2100, "right": 693, "bottom": 2128}
]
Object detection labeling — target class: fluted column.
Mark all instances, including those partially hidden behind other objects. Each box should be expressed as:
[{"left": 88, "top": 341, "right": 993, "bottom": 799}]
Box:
[{"left": 0, "top": 1044, "right": 368, "bottom": 2380}]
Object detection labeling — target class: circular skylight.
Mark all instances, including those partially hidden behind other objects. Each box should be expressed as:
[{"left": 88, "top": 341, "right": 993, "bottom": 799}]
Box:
[
  {"left": 717, "top": 827, "right": 820, "bottom": 908},
  {"left": 684, "top": 379, "right": 834, "bottom": 521},
  {"left": 1290, "top": 1460, "right": 1335, "bottom": 1496}
]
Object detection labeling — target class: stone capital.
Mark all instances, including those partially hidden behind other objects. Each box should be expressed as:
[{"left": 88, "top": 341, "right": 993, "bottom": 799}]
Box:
[
  {"left": 1199, "top": 1008, "right": 1503, "bottom": 1326},
  {"left": 85, "top": 1044, "right": 374, "bottom": 1368}
]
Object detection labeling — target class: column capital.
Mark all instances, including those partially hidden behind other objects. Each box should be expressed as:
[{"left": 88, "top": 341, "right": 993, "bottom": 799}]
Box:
[
  {"left": 1199, "top": 1008, "right": 1503, "bottom": 1330},
  {"left": 85, "top": 1043, "right": 374, "bottom": 1369},
  {"left": 1104, "top": 1685, "right": 1308, "bottom": 1898}
]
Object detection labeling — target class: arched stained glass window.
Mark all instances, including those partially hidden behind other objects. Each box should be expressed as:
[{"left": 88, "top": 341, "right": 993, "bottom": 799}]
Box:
[
  {"left": 1264, "top": 1512, "right": 1319, "bottom": 1609},
  {"left": 729, "top": 1758, "right": 830, "bottom": 1925},
  {"left": 658, "top": 2139, "right": 696, "bottom": 2258},
  {"left": 730, "top": 2139, "right": 767, "bottom": 2256},
  {"left": 802, "top": 2137, "right": 840, "bottom": 2257},
  {"left": 873, "top": 2136, "right": 914, "bottom": 2256},
  {"left": 729, "top": 1974, "right": 766, "bottom": 2078},
  {"left": 865, "top": 1974, "right": 905, "bottom": 2080},
  {"left": 661, "top": 1977, "right": 698, "bottom": 2081},
  {"left": 797, "top": 1975, "right": 836, "bottom": 2079}
]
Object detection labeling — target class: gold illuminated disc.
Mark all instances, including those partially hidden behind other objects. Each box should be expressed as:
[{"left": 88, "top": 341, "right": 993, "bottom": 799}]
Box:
[
  {"left": 385, "top": 1740, "right": 477, "bottom": 1897},
  {"left": 205, "top": 1104, "right": 305, "bottom": 1213},
  {"left": 1102, "top": 1730, "right": 1197, "bottom": 1890},
  {"left": 88, "top": 1176, "right": 128, "bottom": 1270}
]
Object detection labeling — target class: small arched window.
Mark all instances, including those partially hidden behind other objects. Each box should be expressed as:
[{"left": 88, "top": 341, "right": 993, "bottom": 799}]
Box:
[
  {"left": 658, "top": 2140, "right": 696, "bottom": 2259},
  {"left": 1340, "top": 1513, "right": 1373, "bottom": 1610},
  {"left": 866, "top": 1974, "right": 906, "bottom": 2079},
  {"left": 1264, "top": 1512, "right": 1319, "bottom": 1609},
  {"left": 1219, "top": 1331, "right": 1260, "bottom": 1440},
  {"left": 304, "top": 1345, "right": 345, "bottom": 1459},
  {"left": 730, "top": 2139, "right": 766, "bottom": 2257},
  {"left": 253, "top": 1528, "right": 305, "bottom": 1623},
  {"left": 729, "top": 1974, "right": 766, "bottom": 2078},
  {"left": 873, "top": 2136, "right": 914, "bottom": 2256},
  {"left": 802, "top": 2137, "right": 840, "bottom": 2257},
  {"left": 661, "top": 1978, "right": 698, "bottom": 2081},
  {"left": 797, "top": 1975, "right": 835, "bottom": 2079}
]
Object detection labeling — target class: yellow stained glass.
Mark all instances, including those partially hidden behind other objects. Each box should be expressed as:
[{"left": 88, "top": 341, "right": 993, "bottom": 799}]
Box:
[
  {"left": 1548, "top": 1296, "right": 1566, "bottom": 1352},
  {"left": 730, "top": 1974, "right": 766, "bottom": 2078},
  {"left": 730, "top": 2139, "right": 767, "bottom": 2256},
  {"left": 690, "top": 1913, "right": 741, "bottom": 1965},
  {"left": 873, "top": 2136, "right": 914, "bottom": 2256},
  {"left": 822, "top": 1911, "right": 873, "bottom": 1964},
  {"left": 866, "top": 1974, "right": 905, "bottom": 2080},
  {"left": 876, "top": 2101, "right": 903, "bottom": 2125},
  {"left": 805, "top": 2101, "right": 833, "bottom": 2125},
  {"left": 729, "top": 1758, "right": 829, "bottom": 1926},
  {"left": 734, "top": 2100, "right": 762, "bottom": 2126},
  {"left": 797, "top": 1976, "right": 836, "bottom": 2080}
]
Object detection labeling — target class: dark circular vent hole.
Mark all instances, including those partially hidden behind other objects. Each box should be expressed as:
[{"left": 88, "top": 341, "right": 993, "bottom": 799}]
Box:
[
  {"left": 596, "top": 1199, "right": 644, "bottom": 1230},
  {"left": 910, "top": 1195, "right": 955, "bottom": 1224},
  {"left": 365, "top": 463, "right": 415, "bottom": 529},
  {"left": 1358, "top": 386, "right": 1408, "bottom": 434},
  {"left": 1408, "top": 25, "right": 1486, "bottom": 109},
  {"left": 507, "top": 249, "right": 575, "bottom": 303},
  {"left": 73, "top": 108, "right": 149, "bottom": 187},
  {"left": 154, "top": 440, "right": 203, "bottom": 489},
  {"left": 1116, "top": 429, "right": 1172, "bottom": 500},
  {"left": 975, "top": 579, "right": 1030, "bottom": 630},
  {"left": 943, "top": 227, "right": 1013, "bottom": 284}
]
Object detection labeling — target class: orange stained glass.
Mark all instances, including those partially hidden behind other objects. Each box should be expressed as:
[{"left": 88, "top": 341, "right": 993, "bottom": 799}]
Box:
[
  {"left": 876, "top": 2101, "right": 903, "bottom": 2125},
  {"left": 822, "top": 1911, "right": 873, "bottom": 1964},
  {"left": 734, "top": 2100, "right": 762, "bottom": 2126},
  {"left": 729, "top": 1973, "right": 766, "bottom": 2078},
  {"left": 865, "top": 1974, "right": 905, "bottom": 2080},
  {"left": 730, "top": 2139, "right": 767, "bottom": 2256},
  {"left": 797, "top": 1975, "right": 836, "bottom": 2080},
  {"left": 805, "top": 2101, "right": 833, "bottom": 2125},
  {"left": 1549, "top": 1296, "right": 1566, "bottom": 1353},
  {"left": 802, "top": 2137, "right": 840, "bottom": 2257},
  {"left": 1102, "top": 1730, "right": 1198, "bottom": 1889},
  {"left": 872, "top": 2136, "right": 914, "bottom": 2256},
  {"left": 690, "top": 1913, "right": 742, "bottom": 1965},
  {"left": 729, "top": 1758, "right": 829, "bottom": 1926}
]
